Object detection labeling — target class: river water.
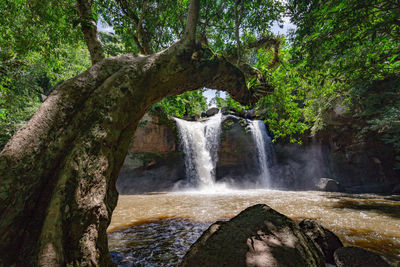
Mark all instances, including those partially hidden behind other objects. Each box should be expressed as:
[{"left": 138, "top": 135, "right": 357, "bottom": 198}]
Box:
[{"left": 108, "top": 189, "right": 400, "bottom": 266}]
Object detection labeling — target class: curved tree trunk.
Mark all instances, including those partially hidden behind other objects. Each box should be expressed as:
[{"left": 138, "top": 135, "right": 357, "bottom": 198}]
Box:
[{"left": 0, "top": 40, "right": 256, "bottom": 266}]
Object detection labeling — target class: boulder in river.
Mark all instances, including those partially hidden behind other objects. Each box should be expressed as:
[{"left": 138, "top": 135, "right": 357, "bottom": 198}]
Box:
[
  {"left": 246, "top": 109, "right": 256, "bottom": 119},
  {"left": 179, "top": 204, "right": 325, "bottom": 267},
  {"left": 392, "top": 184, "right": 400, "bottom": 194},
  {"left": 299, "top": 219, "right": 343, "bottom": 264},
  {"left": 315, "top": 178, "right": 342, "bottom": 192},
  {"left": 205, "top": 107, "right": 219, "bottom": 117},
  {"left": 334, "top": 246, "right": 391, "bottom": 267}
]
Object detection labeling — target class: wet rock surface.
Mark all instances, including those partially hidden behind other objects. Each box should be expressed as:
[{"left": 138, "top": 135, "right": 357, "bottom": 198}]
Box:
[
  {"left": 179, "top": 204, "right": 325, "bottom": 267},
  {"left": 117, "top": 113, "right": 185, "bottom": 193},
  {"left": 117, "top": 152, "right": 185, "bottom": 194},
  {"left": 315, "top": 178, "right": 342, "bottom": 192},
  {"left": 129, "top": 113, "right": 177, "bottom": 154},
  {"left": 299, "top": 219, "right": 343, "bottom": 264},
  {"left": 334, "top": 246, "right": 391, "bottom": 267},
  {"left": 216, "top": 116, "right": 259, "bottom": 184},
  {"left": 205, "top": 107, "right": 219, "bottom": 117}
]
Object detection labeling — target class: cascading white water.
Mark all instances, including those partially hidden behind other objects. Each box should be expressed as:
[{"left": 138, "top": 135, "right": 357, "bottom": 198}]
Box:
[
  {"left": 249, "top": 120, "right": 273, "bottom": 187},
  {"left": 174, "top": 113, "right": 222, "bottom": 188}
]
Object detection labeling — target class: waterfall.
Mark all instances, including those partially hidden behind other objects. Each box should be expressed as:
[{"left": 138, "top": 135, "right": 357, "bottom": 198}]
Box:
[
  {"left": 174, "top": 113, "right": 222, "bottom": 188},
  {"left": 249, "top": 120, "right": 273, "bottom": 187}
]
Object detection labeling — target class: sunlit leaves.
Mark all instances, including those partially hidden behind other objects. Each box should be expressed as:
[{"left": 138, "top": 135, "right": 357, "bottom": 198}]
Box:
[
  {"left": 255, "top": 43, "right": 309, "bottom": 144},
  {"left": 151, "top": 90, "right": 208, "bottom": 118},
  {"left": 0, "top": 42, "right": 90, "bottom": 150},
  {"left": 0, "top": 0, "right": 81, "bottom": 57},
  {"left": 288, "top": 0, "right": 400, "bottom": 166}
]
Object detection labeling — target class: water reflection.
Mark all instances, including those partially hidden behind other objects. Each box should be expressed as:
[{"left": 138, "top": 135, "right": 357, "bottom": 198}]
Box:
[
  {"left": 108, "top": 190, "right": 400, "bottom": 265},
  {"left": 109, "top": 218, "right": 210, "bottom": 266}
]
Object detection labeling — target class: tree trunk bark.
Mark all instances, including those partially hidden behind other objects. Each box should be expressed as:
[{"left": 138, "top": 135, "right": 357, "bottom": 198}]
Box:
[
  {"left": 76, "top": 0, "right": 105, "bottom": 64},
  {"left": 0, "top": 40, "right": 256, "bottom": 266}
]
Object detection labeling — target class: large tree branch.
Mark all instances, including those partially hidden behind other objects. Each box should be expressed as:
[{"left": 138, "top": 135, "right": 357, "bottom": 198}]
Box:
[
  {"left": 183, "top": 0, "right": 201, "bottom": 43},
  {"left": 133, "top": 35, "right": 146, "bottom": 54},
  {"left": 76, "top": 0, "right": 105, "bottom": 65},
  {"left": 221, "top": 35, "right": 281, "bottom": 98}
]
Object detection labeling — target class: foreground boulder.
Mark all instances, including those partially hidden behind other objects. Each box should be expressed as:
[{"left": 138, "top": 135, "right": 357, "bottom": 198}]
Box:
[
  {"left": 179, "top": 204, "right": 325, "bottom": 267},
  {"left": 299, "top": 219, "right": 343, "bottom": 264},
  {"left": 315, "top": 178, "right": 342, "bottom": 192},
  {"left": 334, "top": 246, "right": 391, "bottom": 267}
]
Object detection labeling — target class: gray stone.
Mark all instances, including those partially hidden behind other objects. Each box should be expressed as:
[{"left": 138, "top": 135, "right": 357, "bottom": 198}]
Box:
[
  {"left": 316, "top": 178, "right": 341, "bottom": 192},
  {"left": 179, "top": 204, "right": 325, "bottom": 267},
  {"left": 216, "top": 117, "right": 259, "bottom": 184},
  {"left": 246, "top": 109, "right": 256, "bottom": 119},
  {"left": 205, "top": 107, "right": 219, "bottom": 117},
  {"left": 299, "top": 219, "right": 343, "bottom": 264},
  {"left": 391, "top": 184, "right": 400, "bottom": 194},
  {"left": 334, "top": 246, "right": 390, "bottom": 267}
]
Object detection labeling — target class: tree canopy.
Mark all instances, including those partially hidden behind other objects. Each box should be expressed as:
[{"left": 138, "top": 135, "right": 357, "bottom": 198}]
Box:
[
  {"left": 1, "top": 0, "right": 399, "bottom": 151},
  {"left": 287, "top": 0, "right": 400, "bottom": 165},
  {"left": 0, "top": 0, "right": 286, "bottom": 149}
]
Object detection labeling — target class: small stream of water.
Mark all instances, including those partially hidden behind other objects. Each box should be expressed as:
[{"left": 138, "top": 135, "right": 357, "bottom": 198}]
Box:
[{"left": 248, "top": 120, "right": 273, "bottom": 187}]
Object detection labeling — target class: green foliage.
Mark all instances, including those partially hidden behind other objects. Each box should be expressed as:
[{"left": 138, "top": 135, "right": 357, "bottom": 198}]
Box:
[
  {"left": 212, "top": 91, "right": 247, "bottom": 112},
  {"left": 0, "top": 43, "right": 91, "bottom": 150},
  {"left": 0, "top": 0, "right": 82, "bottom": 57},
  {"left": 98, "top": 0, "right": 187, "bottom": 53},
  {"left": 99, "top": 32, "right": 126, "bottom": 57},
  {"left": 357, "top": 77, "right": 400, "bottom": 168},
  {"left": 255, "top": 43, "right": 309, "bottom": 144},
  {"left": 199, "top": 0, "right": 284, "bottom": 53},
  {"left": 0, "top": 0, "right": 93, "bottom": 149},
  {"left": 2, "top": 0, "right": 398, "bottom": 169},
  {"left": 288, "top": 0, "right": 400, "bottom": 165},
  {"left": 150, "top": 90, "right": 208, "bottom": 118},
  {"left": 98, "top": 0, "right": 284, "bottom": 54}
]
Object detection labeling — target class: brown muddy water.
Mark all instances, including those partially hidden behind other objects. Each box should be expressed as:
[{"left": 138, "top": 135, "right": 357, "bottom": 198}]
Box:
[{"left": 107, "top": 189, "right": 400, "bottom": 266}]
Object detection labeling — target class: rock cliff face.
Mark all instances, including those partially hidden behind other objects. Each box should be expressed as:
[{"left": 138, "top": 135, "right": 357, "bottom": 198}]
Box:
[
  {"left": 116, "top": 113, "right": 185, "bottom": 193},
  {"left": 216, "top": 116, "right": 259, "bottom": 186},
  {"left": 117, "top": 113, "right": 263, "bottom": 192},
  {"left": 117, "top": 111, "right": 399, "bottom": 193},
  {"left": 312, "top": 104, "right": 400, "bottom": 192},
  {"left": 129, "top": 113, "right": 177, "bottom": 154}
]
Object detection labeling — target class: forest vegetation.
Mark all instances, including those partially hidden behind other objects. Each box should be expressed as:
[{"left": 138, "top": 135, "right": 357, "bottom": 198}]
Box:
[{"left": 2, "top": 0, "right": 399, "bottom": 154}]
